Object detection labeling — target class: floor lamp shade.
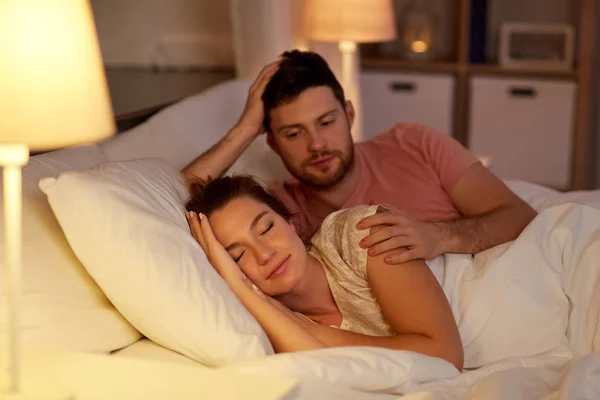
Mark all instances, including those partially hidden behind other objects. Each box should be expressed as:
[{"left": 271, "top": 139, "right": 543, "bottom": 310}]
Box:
[
  {"left": 305, "top": 0, "right": 396, "bottom": 44},
  {"left": 0, "top": 0, "right": 115, "bottom": 151},
  {"left": 305, "top": 0, "right": 396, "bottom": 142}
]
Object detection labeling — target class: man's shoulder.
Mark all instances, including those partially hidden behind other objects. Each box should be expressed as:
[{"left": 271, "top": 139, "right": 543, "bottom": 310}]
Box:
[
  {"left": 361, "top": 123, "right": 455, "bottom": 157},
  {"left": 358, "top": 123, "right": 430, "bottom": 160},
  {"left": 362, "top": 123, "right": 430, "bottom": 149}
]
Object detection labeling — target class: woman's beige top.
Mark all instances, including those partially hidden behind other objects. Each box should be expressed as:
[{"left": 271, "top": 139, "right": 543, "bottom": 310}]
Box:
[{"left": 308, "top": 205, "right": 395, "bottom": 337}]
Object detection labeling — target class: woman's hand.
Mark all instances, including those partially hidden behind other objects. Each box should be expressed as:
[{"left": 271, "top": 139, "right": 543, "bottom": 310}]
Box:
[{"left": 186, "top": 211, "right": 246, "bottom": 285}]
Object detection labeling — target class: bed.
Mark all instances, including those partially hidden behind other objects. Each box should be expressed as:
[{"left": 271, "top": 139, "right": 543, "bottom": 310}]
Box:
[{"left": 5, "top": 79, "right": 600, "bottom": 399}]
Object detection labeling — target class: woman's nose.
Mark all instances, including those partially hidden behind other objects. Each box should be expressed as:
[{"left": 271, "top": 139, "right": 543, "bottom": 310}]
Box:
[{"left": 255, "top": 242, "right": 275, "bottom": 265}]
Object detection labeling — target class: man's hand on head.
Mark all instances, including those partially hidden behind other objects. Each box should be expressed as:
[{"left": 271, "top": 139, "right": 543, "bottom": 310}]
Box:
[
  {"left": 356, "top": 206, "right": 443, "bottom": 264},
  {"left": 234, "top": 59, "right": 282, "bottom": 139}
]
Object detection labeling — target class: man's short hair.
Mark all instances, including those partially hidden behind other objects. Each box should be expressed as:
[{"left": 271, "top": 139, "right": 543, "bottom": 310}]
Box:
[{"left": 262, "top": 50, "right": 346, "bottom": 133}]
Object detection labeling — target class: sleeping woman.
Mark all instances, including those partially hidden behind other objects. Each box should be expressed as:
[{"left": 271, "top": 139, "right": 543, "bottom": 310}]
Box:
[{"left": 185, "top": 175, "right": 464, "bottom": 371}]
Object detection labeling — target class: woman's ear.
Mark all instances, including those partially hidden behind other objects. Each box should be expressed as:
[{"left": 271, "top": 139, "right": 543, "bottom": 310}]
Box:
[{"left": 288, "top": 218, "right": 297, "bottom": 232}]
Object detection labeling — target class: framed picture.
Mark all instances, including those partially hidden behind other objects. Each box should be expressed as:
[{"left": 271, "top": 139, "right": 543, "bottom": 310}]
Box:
[{"left": 499, "top": 23, "right": 574, "bottom": 70}]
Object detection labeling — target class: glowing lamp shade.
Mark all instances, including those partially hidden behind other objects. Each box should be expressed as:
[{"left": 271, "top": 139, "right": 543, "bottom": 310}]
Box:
[
  {"left": 0, "top": 1, "right": 114, "bottom": 396},
  {"left": 0, "top": 0, "right": 115, "bottom": 150},
  {"left": 305, "top": 0, "right": 396, "bottom": 43}
]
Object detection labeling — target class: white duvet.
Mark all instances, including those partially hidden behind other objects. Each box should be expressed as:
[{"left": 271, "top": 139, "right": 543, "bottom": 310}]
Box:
[{"left": 222, "top": 198, "right": 600, "bottom": 399}]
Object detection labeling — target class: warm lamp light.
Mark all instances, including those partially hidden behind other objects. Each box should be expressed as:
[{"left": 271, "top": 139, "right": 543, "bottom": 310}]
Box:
[
  {"left": 411, "top": 40, "right": 429, "bottom": 53},
  {"left": 305, "top": 0, "right": 396, "bottom": 141},
  {"left": 0, "top": 0, "right": 114, "bottom": 396}
]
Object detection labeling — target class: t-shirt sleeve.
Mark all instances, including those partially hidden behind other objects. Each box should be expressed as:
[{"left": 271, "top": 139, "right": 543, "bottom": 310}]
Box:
[
  {"left": 311, "top": 205, "right": 379, "bottom": 280},
  {"left": 419, "top": 125, "right": 478, "bottom": 194}
]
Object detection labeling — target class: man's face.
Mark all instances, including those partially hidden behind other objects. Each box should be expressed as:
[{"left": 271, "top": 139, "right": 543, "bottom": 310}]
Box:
[{"left": 268, "top": 86, "right": 355, "bottom": 190}]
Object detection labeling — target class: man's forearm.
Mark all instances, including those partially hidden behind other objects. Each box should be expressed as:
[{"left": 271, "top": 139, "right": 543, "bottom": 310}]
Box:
[
  {"left": 434, "top": 202, "right": 537, "bottom": 254},
  {"left": 181, "top": 126, "right": 256, "bottom": 184}
]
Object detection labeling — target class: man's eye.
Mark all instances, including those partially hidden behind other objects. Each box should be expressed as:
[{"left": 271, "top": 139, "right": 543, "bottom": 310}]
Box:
[
  {"left": 321, "top": 119, "right": 334, "bottom": 126},
  {"left": 233, "top": 251, "right": 245, "bottom": 263},
  {"left": 286, "top": 132, "right": 299, "bottom": 138},
  {"left": 261, "top": 222, "right": 274, "bottom": 236}
]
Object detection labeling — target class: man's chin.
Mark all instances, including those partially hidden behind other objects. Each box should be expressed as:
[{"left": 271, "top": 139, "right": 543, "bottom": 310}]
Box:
[
  {"left": 299, "top": 170, "right": 346, "bottom": 190},
  {"left": 289, "top": 155, "right": 353, "bottom": 190}
]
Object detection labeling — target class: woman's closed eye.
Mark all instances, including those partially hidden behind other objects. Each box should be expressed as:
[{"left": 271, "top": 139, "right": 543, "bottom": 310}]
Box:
[
  {"left": 233, "top": 251, "right": 245, "bottom": 263},
  {"left": 261, "top": 222, "right": 274, "bottom": 236},
  {"left": 231, "top": 222, "right": 274, "bottom": 262}
]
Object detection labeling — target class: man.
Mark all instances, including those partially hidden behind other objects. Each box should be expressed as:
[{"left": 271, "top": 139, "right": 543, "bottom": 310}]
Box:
[{"left": 182, "top": 50, "right": 537, "bottom": 264}]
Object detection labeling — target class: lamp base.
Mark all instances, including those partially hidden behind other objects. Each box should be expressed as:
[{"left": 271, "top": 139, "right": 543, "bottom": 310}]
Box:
[
  {"left": 1, "top": 144, "right": 29, "bottom": 396},
  {"left": 338, "top": 40, "right": 363, "bottom": 142}
]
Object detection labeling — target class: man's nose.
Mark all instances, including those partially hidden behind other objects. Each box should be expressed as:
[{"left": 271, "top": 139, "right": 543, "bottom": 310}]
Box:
[{"left": 307, "top": 129, "right": 326, "bottom": 152}]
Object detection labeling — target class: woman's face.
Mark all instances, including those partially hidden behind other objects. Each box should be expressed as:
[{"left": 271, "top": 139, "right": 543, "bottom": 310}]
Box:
[{"left": 208, "top": 196, "right": 308, "bottom": 296}]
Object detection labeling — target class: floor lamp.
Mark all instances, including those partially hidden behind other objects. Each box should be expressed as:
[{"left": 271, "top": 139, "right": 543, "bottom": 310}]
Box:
[
  {"left": 0, "top": 0, "right": 114, "bottom": 396},
  {"left": 305, "top": 0, "right": 396, "bottom": 142}
]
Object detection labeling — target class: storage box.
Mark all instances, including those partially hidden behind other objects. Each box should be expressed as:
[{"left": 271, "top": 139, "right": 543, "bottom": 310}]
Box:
[
  {"left": 469, "top": 76, "right": 577, "bottom": 188},
  {"left": 360, "top": 71, "right": 455, "bottom": 139}
]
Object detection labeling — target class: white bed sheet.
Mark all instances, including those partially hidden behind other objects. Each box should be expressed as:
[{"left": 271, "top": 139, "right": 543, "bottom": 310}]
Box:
[
  {"left": 111, "top": 182, "right": 600, "bottom": 399},
  {"left": 112, "top": 339, "right": 393, "bottom": 399}
]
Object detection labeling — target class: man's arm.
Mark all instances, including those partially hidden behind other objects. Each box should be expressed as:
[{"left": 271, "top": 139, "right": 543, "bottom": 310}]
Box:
[
  {"left": 181, "top": 60, "right": 281, "bottom": 184},
  {"left": 181, "top": 125, "right": 257, "bottom": 184},
  {"left": 357, "top": 163, "right": 537, "bottom": 263},
  {"left": 432, "top": 162, "right": 537, "bottom": 255}
]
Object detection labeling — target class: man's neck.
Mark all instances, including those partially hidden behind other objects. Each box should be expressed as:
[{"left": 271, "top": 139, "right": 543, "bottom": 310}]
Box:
[
  {"left": 275, "top": 253, "right": 338, "bottom": 320},
  {"left": 302, "top": 150, "right": 363, "bottom": 215}
]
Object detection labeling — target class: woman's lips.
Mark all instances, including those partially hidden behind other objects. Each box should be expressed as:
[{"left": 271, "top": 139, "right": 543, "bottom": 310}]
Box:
[{"left": 267, "top": 255, "right": 290, "bottom": 280}]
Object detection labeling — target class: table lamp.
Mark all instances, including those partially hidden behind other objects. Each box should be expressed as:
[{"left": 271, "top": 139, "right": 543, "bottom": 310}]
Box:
[
  {"left": 305, "top": 0, "right": 396, "bottom": 141},
  {"left": 0, "top": 0, "right": 115, "bottom": 396}
]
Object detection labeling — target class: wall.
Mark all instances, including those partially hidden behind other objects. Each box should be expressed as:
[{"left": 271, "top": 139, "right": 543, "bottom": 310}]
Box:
[
  {"left": 230, "top": 0, "right": 307, "bottom": 79},
  {"left": 90, "top": 0, "right": 235, "bottom": 69}
]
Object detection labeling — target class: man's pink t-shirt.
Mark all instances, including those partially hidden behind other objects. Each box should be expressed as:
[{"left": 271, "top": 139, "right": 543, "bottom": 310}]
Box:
[{"left": 270, "top": 123, "right": 478, "bottom": 239}]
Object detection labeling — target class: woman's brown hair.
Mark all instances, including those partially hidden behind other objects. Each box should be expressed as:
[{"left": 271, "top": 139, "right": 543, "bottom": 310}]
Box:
[{"left": 185, "top": 175, "right": 293, "bottom": 221}]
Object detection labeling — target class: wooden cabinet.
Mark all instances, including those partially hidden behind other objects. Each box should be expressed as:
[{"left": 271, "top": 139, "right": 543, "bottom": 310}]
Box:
[{"left": 360, "top": 0, "right": 595, "bottom": 190}]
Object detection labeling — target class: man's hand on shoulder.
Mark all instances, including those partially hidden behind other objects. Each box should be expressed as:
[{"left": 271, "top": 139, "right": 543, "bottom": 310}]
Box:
[{"left": 356, "top": 207, "right": 443, "bottom": 264}]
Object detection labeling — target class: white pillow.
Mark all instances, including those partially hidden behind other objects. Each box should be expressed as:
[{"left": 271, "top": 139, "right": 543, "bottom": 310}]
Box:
[
  {"left": 39, "top": 158, "right": 273, "bottom": 366},
  {"left": 100, "top": 79, "right": 291, "bottom": 183},
  {"left": 0, "top": 145, "right": 140, "bottom": 356}
]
